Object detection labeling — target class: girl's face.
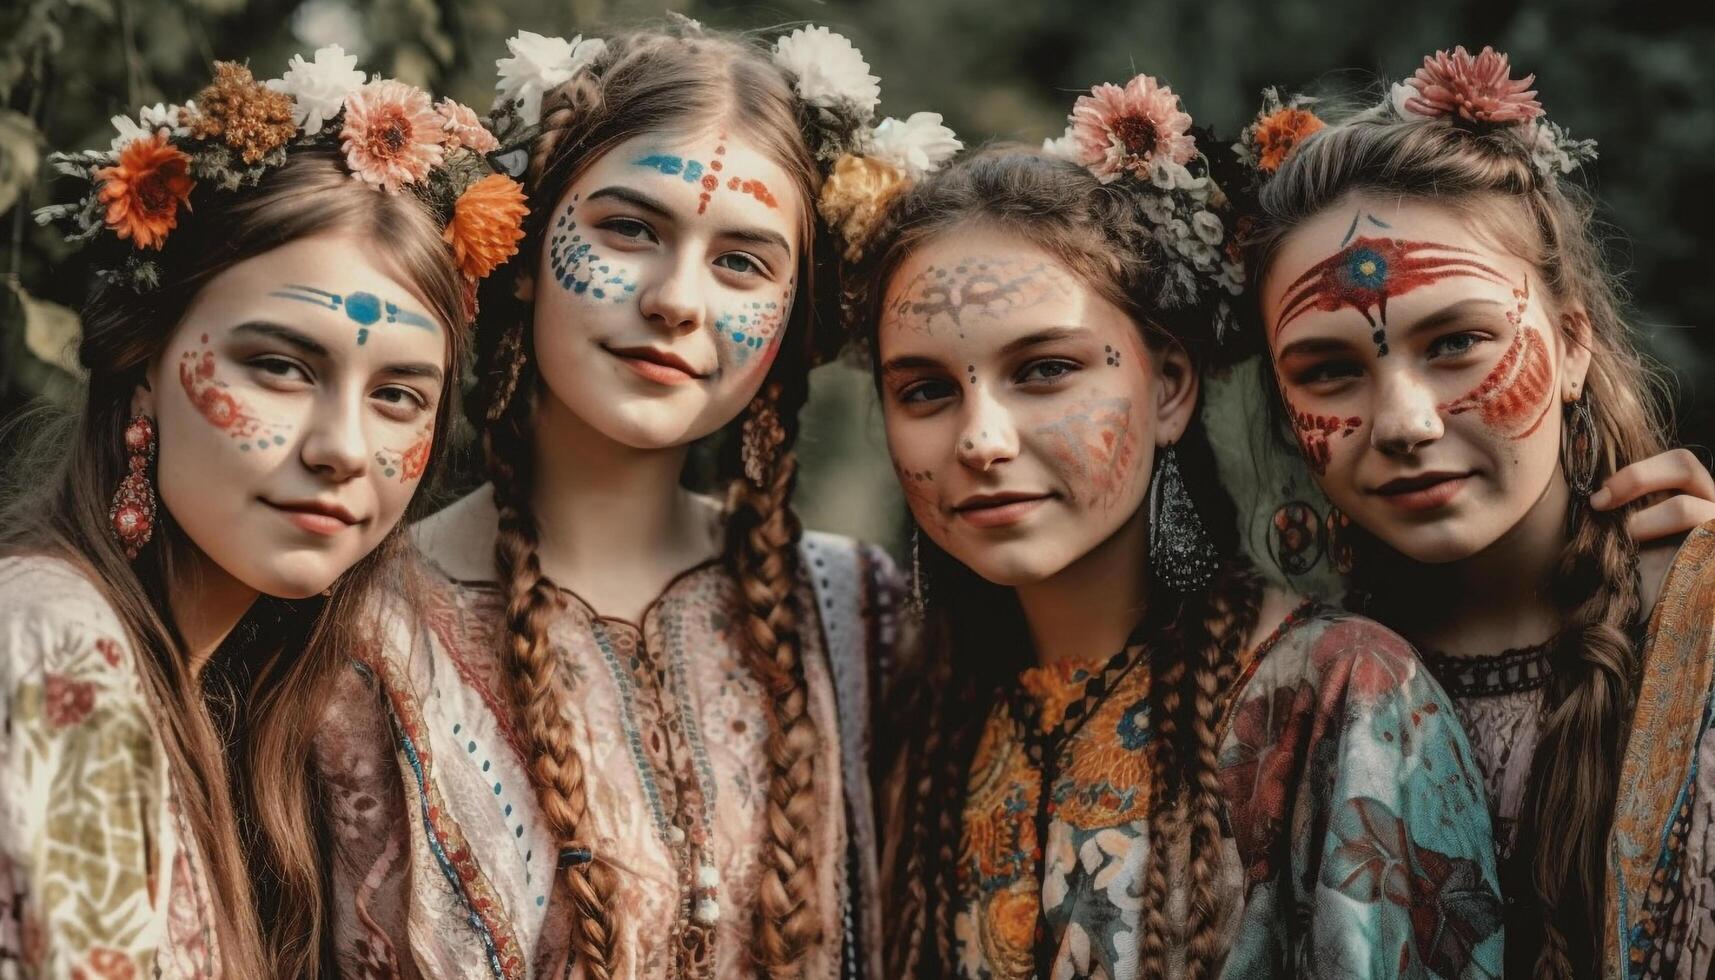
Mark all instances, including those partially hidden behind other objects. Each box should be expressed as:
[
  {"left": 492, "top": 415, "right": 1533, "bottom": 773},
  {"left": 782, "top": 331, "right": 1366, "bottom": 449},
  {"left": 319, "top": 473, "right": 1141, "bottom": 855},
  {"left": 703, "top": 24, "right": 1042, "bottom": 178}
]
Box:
[
  {"left": 877, "top": 226, "right": 1197, "bottom": 587},
  {"left": 1261, "top": 193, "right": 1591, "bottom": 564},
  {"left": 143, "top": 233, "right": 451, "bottom": 598},
  {"left": 531, "top": 130, "right": 803, "bottom": 449}
]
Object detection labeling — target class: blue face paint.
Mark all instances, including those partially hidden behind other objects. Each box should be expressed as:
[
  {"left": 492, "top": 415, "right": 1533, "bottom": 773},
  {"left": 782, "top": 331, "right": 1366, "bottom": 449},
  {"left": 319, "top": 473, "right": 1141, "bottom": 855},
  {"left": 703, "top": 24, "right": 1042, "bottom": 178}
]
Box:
[
  {"left": 633, "top": 154, "right": 706, "bottom": 184},
  {"left": 546, "top": 207, "right": 639, "bottom": 304},
  {"left": 711, "top": 295, "right": 786, "bottom": 368},
  {"left": 270, "top": 284, "right": 438, "bottom": 345}
]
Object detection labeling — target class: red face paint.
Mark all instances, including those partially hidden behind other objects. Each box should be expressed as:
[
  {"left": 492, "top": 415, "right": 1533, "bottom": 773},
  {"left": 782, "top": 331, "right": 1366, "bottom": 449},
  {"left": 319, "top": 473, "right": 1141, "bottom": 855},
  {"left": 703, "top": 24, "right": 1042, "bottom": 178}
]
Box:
[
  {"left": 376, "top": 422, "right": 433, "bottom": 482},
  {"left": 1437, "top": 284, "right": 1553, "bottom": 439},
  {"left": 893, "top": 459, "right": 937, "bottom": 517},
  {"left": 1275, "top": 217, "right": 1508, "bottom": 356},
  {"left": 1031, "top": 398, "right": 1136, "bottom": 508},
  {"left": 1287, "top": 403, "right": 1361, "bottom": 476},
  {"left": 178, "top": 334, "right": 289, "bottom": 451}
]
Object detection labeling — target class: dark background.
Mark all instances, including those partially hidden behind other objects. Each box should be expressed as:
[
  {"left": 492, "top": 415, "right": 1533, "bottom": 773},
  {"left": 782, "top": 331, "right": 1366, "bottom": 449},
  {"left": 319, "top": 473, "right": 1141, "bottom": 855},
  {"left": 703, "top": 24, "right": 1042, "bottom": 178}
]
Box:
[{"left": 4, "top": 0, "right": 1710, "bottom": 550}]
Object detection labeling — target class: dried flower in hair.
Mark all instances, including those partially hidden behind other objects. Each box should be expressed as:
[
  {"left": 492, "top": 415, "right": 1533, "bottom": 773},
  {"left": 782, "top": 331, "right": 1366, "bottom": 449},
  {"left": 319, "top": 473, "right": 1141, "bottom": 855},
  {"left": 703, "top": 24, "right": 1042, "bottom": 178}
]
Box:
[
  {"left": 868, "top": 112, "right": 961, "bottom": 179},
  {"left": 494, "top": 30, "right": 607, "bottom": 126},
  {"left": 1070, "top": 74, "right": 1196, "bottom": 184},
  {"left": 772, "top": 26, "right": 881, "bottom": 116},
  {"left": 444, "top": 173, "right": 528, "bottom": 279},
  {"left": 340, "top": 79, "right": 446, "bottom": 192},
  {"left": 1404, "top": 45, "right": 1543, "bottom": 125},
  {"left": 96, "top": 133, "right": 196, "bottom": 249},
  {"left": 437, "top": 98, "right": 499, "bottom": 154},
  {"left": 108, "top": 102, "right": 193, "bottom": 151},
  {"left": 187, "top": 62, "right": 298, "bottom": 164},
  {"left": 267, "top": 44, "right": 365, "bottom": 136},
  {"left": 817, "top": 154, "right": 909, "bottom": 261},
  {"left": 1252, "top": 107, "right": 1324, "bottom": 173}
]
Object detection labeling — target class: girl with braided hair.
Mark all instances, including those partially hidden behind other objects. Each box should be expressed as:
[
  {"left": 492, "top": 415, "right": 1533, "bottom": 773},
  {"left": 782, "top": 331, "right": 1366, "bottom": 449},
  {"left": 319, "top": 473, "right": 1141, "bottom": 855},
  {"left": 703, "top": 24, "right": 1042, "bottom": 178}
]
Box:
[
  {"left": 857, "top": 73, "right": 1501, "bottom": 980},
  {"left": 316, "top": 21, "right": 943, "bottom": 980},
  {"left": 1245, "top": 46, "right": 1715, "bottom": 978}
]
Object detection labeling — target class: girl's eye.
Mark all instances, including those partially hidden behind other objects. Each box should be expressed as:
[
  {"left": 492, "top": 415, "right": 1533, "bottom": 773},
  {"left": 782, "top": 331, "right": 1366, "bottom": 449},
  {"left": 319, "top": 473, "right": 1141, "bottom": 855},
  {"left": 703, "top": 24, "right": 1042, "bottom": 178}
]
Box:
[
  {"left": 1017, "top": 359, "right": 1078, "bottom": 384},
  {"left": 899, "top": 379, "right": 958, "bottom": 405},
  {"left": 250, "top": 356, "right": 310, "bottom": 385},
  {"left": 1428, "top": 331, "right": 1483, "bottom": 359},
  {"left": 603, "top": 217, "right": 656, "bottom": 242},
  {"left": 1289, "top": 359, "right": 1361, "bottom": 386},
  {"left": 715, "top": 253, "right": 764, "bottom": 276},
  {"left": 372, "top": 386, "right": 431, "bottom": 421}
]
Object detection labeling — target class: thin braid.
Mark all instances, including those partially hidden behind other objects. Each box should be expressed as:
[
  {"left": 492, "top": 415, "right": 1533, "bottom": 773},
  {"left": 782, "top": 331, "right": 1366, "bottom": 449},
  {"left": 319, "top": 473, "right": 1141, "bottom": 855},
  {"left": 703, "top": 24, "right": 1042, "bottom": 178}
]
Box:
[
  {"left": 480, "top": 330, "right": 621, "bottom": 979},
  {"left": 1138, "top": 606, "right": 1188, "bottom": 978},
  {"left": 726, "top": 380, "right": 824, "bottom": 978},
  {"left": 888, "top": 695, "right": 941, "bottom": 978},
  {"left": 1525, "top": 500, "right": 1641, "bottom": 979}
]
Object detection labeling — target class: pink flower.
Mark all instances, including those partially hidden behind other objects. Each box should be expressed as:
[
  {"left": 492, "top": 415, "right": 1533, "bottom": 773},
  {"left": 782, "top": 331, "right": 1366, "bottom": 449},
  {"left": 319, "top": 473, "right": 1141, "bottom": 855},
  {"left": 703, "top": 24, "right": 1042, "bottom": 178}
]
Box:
[
  {"left": 44, "top": 673, "right": 97, "bottom": 728},
  {"left": 340, "top": 79, "right": 446, "bottom": 192},
  {"left": 1069, "top": 74, "right": 1196, "bottom": 183},
  {"left": 1404, "top": 45, "right": 1543, "bottom": 125},
  {"left": 436, "top": 98, "right": 499, "bottom": 154}
]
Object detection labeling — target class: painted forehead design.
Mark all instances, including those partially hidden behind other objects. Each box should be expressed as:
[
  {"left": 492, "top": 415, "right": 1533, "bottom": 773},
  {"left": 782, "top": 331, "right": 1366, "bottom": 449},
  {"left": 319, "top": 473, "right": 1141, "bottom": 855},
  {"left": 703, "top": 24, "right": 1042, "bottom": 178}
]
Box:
[
  {"left": 632, "top": 135, "right": 781, "bottom": 216},
  {"left": 1274, "top": 210, "right": 1507, "bottom": 356},
  {"left": 886, "top": 255, "right": 1076, "bottom": 337},
  {"left": 271, "top": 284, "right": 438, "bottom": 346}
]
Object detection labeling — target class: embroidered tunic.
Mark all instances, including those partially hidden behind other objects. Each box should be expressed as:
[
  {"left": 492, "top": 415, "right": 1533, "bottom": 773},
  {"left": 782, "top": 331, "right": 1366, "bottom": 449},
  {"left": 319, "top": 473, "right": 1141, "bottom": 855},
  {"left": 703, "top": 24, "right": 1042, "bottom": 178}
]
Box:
[
  {"left": 1421, "top": 521, "right": 1715, "bottom": 979},
  {"left": 0, "top": 556, "right": 221, "bottom": 978},
  {"left": 320, "top": 531, "right": 902, "bottom": 980},
  {"left": 953, "top": 603, "right": 1503, "bottom": 979}
]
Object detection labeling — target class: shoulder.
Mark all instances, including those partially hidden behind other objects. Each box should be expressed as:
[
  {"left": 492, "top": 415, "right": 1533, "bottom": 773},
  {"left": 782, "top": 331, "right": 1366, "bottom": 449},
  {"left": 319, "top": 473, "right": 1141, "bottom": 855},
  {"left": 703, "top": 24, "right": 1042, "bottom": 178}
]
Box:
[
  {"left": 411, "top": 486, "right": 500, "bottom": 583},
  {"left": 800, "top": 529, "right": 905, "bottom": 599},
  {"left": 1241, "top": 591, "right": 1431, "bottom": 708},
  {"left": 0, "top": 555, "right": 135, "bottom": 688}
]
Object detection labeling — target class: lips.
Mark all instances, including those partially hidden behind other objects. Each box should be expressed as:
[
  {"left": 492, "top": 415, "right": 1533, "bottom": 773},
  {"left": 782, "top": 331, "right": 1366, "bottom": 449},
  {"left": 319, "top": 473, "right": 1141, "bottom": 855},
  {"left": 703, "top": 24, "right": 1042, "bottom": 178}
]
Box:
[
  {"left": 264, "top": 498, "right": 363, "bottom": 536},
  {"left": 953, "top": 491, "right": 1053, "bottom": 529},
  {"left": 604, "top": 344, "right": 708, "bottom": 385},
  {"left": 1368, "top": 471, "right": 1472, "bottom": 512}
]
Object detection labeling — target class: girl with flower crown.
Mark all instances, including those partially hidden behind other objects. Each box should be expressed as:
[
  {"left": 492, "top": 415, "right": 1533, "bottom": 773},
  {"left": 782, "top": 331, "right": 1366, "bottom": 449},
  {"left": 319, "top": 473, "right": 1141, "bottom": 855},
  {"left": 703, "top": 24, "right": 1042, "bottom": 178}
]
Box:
[
  {"left": 312, "top": 21, "right": 958, "bottom": 980},
  {"left": 847, "top": 72, "right": 1502, "bottom": 979},
  {"left": 0, "top": 47, "right": 518, "bottom": 977},
  {"left": 1244, "top": 45, "right": 1715, "bottom": 978}
]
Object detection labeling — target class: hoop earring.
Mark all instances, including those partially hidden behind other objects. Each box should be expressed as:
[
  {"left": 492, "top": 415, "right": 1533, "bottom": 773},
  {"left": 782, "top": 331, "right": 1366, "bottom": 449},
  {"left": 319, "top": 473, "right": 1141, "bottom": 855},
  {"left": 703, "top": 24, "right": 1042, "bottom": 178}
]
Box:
[
  {"left": 909, "top": 525, "right": 929, "bottom": 616},
  {"left": 1561, "top": 393, "right": 1599, "bottom": 500},
  {"left": 110, "top": 414, "right": 157, "bottom": 560},
  {"left": 740, "top": 385, "right": 785, "bottom": 488},
  {"left": 1325, "top": 506, "right": 1356, "bottom": 577},
  {"left": 1147, "top": 443, "right": 1219, "bottom": 593}
]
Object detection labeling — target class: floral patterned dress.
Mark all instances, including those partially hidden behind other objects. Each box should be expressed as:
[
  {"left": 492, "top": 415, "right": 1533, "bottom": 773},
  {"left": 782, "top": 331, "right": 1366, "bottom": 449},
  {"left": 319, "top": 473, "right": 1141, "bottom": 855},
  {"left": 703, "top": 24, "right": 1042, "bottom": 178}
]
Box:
[
  {"left": 953, "top": 602, "right": 1503, "bottom": 980},
  {"left": 318, "top": 531, "right": 903, "bottom": 980},
  {"left": 1421, "top": 520, "right": 1715, "bottom": 979},
  {"left": 0, "top": 555, "right": 221, "bottom": 978}
]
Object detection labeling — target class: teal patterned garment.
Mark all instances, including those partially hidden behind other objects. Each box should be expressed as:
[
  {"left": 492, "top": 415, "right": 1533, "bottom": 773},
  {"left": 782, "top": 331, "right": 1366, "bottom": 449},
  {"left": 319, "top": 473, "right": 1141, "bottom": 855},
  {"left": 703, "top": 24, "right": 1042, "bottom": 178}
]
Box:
[{"left": 953, "top": 603, "right": 1503, "bottom": 979}]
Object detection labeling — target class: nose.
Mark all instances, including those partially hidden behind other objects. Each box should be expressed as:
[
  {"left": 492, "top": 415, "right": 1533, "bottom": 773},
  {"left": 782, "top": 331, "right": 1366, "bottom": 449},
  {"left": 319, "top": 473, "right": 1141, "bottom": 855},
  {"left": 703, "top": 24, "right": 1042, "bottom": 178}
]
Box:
[
  {"left": 955, "top": 388, "right": 1020, "bottom": 472},
  {"left": 299, "top": 390, "right": 369, "bottom": 481},
  {"left": 1370, "top": 369, "right": 1445, "bottom": 457},
  {"left": 638, "top": 253, "right": 706, "bottom": 335}
]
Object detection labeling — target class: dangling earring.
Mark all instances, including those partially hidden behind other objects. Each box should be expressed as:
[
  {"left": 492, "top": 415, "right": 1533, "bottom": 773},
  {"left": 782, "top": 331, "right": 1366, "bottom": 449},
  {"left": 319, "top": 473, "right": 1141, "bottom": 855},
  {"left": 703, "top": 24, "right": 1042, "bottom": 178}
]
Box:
[
  {"left": 909, "top": 525, "right": 928, "bottom": 616},
  {"left": 110, "top": 414, "right": 157, "bottom": 560},
  {"left": 1561, "top": 389, "right": 1599, "bottom": 500},
  {"left": 740, "top": 385, "right": 785, "bottom": 488},
  {"left": 1324, "top": 506, "right": 1356, "bottom": 576},
  {"left": 1148, "top": 443, "right": 1219, "bottom": 593}
]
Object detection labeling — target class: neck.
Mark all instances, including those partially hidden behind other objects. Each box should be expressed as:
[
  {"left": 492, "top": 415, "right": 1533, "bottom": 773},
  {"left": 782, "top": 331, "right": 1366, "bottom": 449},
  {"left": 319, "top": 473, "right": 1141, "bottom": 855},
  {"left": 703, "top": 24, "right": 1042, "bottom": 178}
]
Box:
[
  {"left": 1404, "top": 476, "right": 1572, "bottom": 656},
  {"left": 166, "top": 545, "right": 260, "bottom": 679},
  {"left": 527, "top": 395, "right": 716, "bottom": 590},
  {"left": 1016, "top": 500, "right": 1152, "bottom": 666}
]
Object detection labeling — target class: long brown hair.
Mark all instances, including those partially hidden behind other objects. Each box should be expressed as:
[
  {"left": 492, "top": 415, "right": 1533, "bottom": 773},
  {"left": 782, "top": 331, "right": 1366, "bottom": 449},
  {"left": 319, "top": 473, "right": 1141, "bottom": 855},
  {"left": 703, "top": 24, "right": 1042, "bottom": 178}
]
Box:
[
  {"left": 1245, "top": 111, "right": 1670, "bottom": 978},
  {"left": 469, "top": 23, "right": 833, "bottom": 979},
  {"left": 0, "top": 149, "right": 468, "bottom": 977},
  {"left": 854, "top": 147, "right": 1264, "bottom": 978}
]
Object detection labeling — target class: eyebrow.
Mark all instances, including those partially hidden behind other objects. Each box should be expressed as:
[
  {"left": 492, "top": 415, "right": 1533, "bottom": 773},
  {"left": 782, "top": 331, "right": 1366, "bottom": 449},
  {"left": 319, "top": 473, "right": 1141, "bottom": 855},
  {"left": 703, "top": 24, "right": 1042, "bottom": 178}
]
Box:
[
  {"left": 1401, "top": 297, "right": 1507, "bottom": 337},
  {"left": 233, "top": 321, "right": 444, "bottom": 383},
  {"left": 1275, "top": 335, "right": 1359, "bottom": 361},
  {"left": 587, "top": 184, "right": 793, "bottom": 255},
  {"left": 998, "top": 326, "right": 1086, "bottom": 357}
]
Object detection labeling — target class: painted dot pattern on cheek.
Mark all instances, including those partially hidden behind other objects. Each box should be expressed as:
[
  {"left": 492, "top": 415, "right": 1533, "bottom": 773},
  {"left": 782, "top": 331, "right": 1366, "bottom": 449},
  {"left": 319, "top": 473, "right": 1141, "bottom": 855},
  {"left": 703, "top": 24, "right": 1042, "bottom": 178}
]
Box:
[
  {"left": 713, "top": 282, "right": 791, "bottom": 369},
  {"left": 374, "top": 421, "right": 434, "bottom": 482},
  {"left": 1030, "top": 397, "right": 1136, "bottom": 509},
  {"left": 547, "top": 200, "right": 639, "bottom": 304},
  {"left": 1104, "top": 345, "right": 1120, "bottom": 367},
  {"left": 1287, "top": 403, "right": 1361, "bottom": 476},
  {"left": 632, "top": 137, "right": 779, "bottom": 216},
  {"left": 177, "top": 334, "right": 292, "bottom": 451},
  {"left": 1275, "top": 211, "right": 1509, "bottom": 357},
  {"left": 1437, "top": 280, "right": 1554, "bottom": 439},
  {"left": 269, "top": 284, "right": 437, "bottom": 346},
  {"left": 892, "top": 461, "right": 939, "bottom": 521}
]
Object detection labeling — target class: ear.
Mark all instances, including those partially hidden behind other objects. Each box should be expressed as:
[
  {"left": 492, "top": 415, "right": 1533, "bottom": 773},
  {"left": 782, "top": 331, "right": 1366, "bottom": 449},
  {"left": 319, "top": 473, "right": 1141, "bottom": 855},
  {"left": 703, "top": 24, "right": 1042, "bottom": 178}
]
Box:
[
  {"left": 1150, "top": 338, "right": 1200, "bottom": 445},
  {"left": 1557, "top": 303, "right": 1595, "bottom": 402},
  {"left": 130, "top": 372, "right": 156, "bottom": 419}
]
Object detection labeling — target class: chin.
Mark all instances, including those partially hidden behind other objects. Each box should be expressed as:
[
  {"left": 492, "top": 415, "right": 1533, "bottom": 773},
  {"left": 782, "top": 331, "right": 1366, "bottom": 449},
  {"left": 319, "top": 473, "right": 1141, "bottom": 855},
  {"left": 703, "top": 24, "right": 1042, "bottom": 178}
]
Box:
[
  {"left": 949, "top": 539, "right": 1071, "bottom": 588},
  {"left": 1367, "top": 517, "right": 1487, "bottom": 566},
  {"left": 238, "top": 553, "right": 351, "bottom": 600}
]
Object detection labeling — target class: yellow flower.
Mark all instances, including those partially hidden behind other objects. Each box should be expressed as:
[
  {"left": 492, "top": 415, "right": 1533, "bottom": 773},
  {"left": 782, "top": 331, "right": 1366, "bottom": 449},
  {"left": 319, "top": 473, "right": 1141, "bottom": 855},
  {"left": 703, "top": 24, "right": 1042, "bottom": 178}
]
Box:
[
  {"left": 188, "top": 61, "right": 298, "bottom": 164},
  {"left": 816, "top": 154, "right": 909, "bottom": 261}
]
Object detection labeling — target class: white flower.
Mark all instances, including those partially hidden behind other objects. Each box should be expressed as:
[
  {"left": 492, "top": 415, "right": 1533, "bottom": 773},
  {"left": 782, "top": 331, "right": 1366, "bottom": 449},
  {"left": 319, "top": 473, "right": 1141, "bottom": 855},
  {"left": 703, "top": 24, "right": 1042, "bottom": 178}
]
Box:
[
  {"left": 772, "top": 26, "right": 879, "bottom": 115},
  {"left": 1389, "top": 81, "right": 1418, "bottom": 119},
  {"left": 1139, "top": 194, "right": 1176, "bottom": 227},
  {"left": 495, "top": 30, "right": 607, "bottom": 125},
  {"left": 267, "top": 44, "right": 365, "bottom": 136},
  {"left": 1148, "top": 157, "right": 1197, "bottom": 191},
  {"left": 108, "top": 102, "right": 191, "bottom": 150},
  {"left": 1042, "top": 124, "right": 1079, "bottom": 162},
  {"left": 693, "top": 898, "right": 720, "bottom": 923},
  {"left": 1191, "top": 210, "right": 1224, "bottom": 246},
  {"left": 867, "top": 112, "right": 960, "bottom": 178}
]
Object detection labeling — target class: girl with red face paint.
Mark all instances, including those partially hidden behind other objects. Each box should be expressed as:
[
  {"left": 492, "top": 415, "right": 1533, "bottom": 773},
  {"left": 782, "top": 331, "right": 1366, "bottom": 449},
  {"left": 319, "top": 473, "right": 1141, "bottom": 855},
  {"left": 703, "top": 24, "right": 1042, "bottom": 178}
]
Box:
[{"left": 1248, "top": 45, "right": 1715, "bottom": 979}]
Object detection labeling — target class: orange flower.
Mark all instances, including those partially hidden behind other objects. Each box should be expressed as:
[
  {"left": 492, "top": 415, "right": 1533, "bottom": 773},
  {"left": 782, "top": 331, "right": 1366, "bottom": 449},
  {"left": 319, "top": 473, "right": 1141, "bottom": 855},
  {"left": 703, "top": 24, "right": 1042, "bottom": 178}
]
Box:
[
  {"left": 1253, "top": 107, "right": 1324, "bottom": 173},
  {"left": 188, "top": 61, "right": 298, "bottom": 164},
  {"left": 443, "top": 173, "right": 528, "bottom": 280},
  {"left": 985, "top": 886, "right": 1038, "bottom": 974},
  {"left": 96, "top": 134, "right": 195, "bottom": 250}
]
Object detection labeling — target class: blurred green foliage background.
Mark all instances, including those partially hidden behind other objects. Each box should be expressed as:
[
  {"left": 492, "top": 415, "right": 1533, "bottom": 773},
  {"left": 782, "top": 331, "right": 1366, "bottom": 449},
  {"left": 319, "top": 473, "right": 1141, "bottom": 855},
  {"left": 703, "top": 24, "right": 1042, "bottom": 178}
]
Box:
[{"left": 3, "top": 0, "right": 1711, "bottom": 558}]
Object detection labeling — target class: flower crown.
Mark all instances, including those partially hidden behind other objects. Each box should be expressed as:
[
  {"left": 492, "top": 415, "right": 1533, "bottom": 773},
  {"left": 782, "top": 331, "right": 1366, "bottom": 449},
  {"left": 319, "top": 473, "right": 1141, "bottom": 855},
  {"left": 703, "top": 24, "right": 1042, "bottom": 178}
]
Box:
[
  {"left": 1042, "top": 73, "right": 1245, "bottom": 332},
  {"left": 1233, "top": 45, "right": 1598, "bottom": 189},
  {"left": 483, "top": 25, "right": 961, "bottom": 261},
  {"left": 35, "top": 45, "right": 528, "bottom": 310}
]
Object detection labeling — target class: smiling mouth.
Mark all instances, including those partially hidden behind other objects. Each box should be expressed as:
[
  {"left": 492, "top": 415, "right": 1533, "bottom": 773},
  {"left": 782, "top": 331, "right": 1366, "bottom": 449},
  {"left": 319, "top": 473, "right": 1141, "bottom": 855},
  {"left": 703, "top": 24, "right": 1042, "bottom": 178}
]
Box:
[
  {"left": 1369, "top": 471, "right": 1472, "bottom": 511},
  {"left": 263, "top": 498, "right": 364, "bottom": 536},
  {"left": 953, "top": 492, "right": 1054, "bottom": 529},
  {"left": 604, "top": 344, "right": 708, "bottom": 385}
]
